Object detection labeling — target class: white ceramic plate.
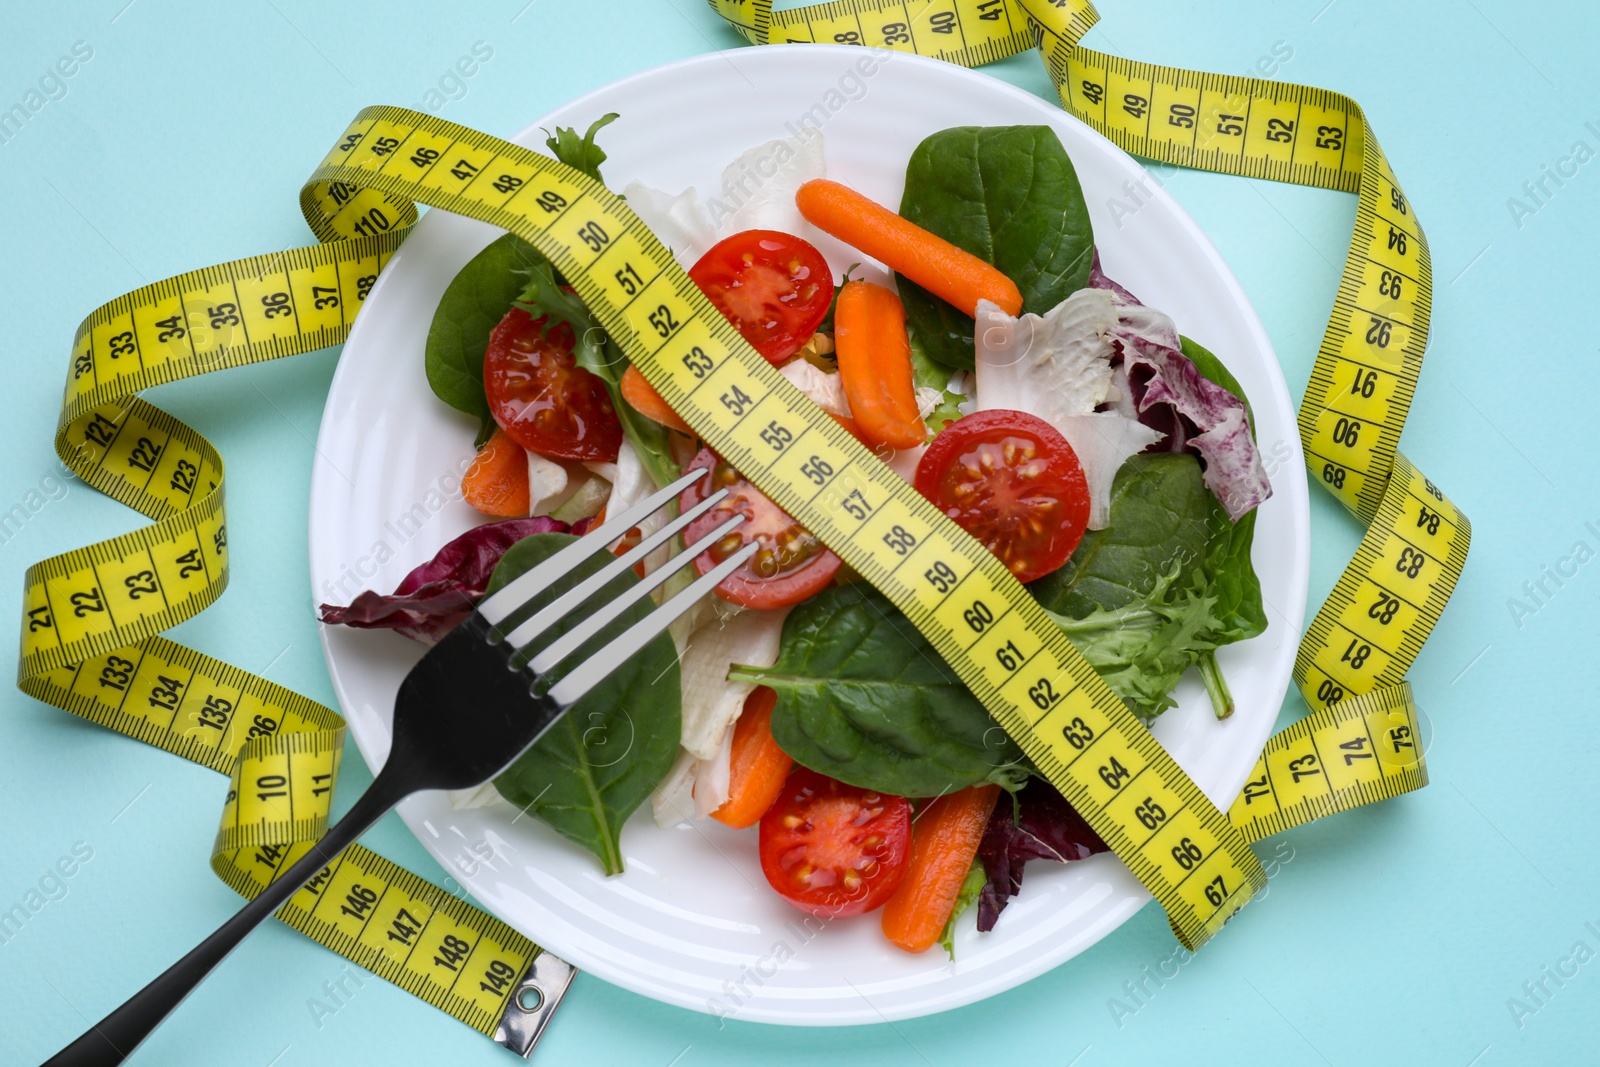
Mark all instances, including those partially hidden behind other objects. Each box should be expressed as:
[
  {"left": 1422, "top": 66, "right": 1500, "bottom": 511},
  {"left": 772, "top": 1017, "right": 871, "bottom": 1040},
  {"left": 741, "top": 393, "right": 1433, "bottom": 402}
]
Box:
[{"left": 309, "top": 46, "right": 1310, "bottom": 1025}]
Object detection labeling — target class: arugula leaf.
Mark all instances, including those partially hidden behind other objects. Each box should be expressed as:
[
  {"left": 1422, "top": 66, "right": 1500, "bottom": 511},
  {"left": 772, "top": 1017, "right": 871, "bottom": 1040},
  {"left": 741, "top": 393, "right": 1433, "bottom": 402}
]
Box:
[
  {"left": 1030, "top": 455, "right": 1235, "bottom": 721},
  {"left": 938, "top": 860, "right": 987, "bottom": 959},
  {"left": 488, "top": 533, "right": 681, "bottom": 874},
  {"left": 897, "top": 126, "right": 1094, "bottom": 370},
  {"left": 1045, "top": 561, "right": 1225, "bottom": 721},
  {"left": 543, "top": 113, "right": 619, "bottom": 183},
  {"left": 424, "top": 233, "right": 546, "bottom": 439},
  {"left": 730, "top": 584, "right": 1025, "bottom": 798}
]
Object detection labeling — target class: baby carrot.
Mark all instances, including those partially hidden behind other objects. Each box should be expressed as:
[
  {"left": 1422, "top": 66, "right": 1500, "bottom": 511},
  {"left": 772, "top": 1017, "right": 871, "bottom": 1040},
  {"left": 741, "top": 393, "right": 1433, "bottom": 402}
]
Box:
[
  {"left": 620, "top": 365, "right": 693, "bottom": 434},
  {"left": 833, "top": 280, "right": 926, "bottom": 451},
  {"left": 462, "top": 427, "right": 529, "bottom": 517},
  {"left": 711, "top": 687, "right": 794, "bottom": 829},
  {"left": 880, "top": 784, "right": 1001, "bottom": 953},
  {"left": 795, "top": 178, "right": 1023, "bottom": 318}
]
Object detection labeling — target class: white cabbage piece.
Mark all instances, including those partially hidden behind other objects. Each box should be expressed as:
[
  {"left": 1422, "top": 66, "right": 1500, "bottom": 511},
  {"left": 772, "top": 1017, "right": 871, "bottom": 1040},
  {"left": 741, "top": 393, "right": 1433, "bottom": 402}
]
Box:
[
  {"left": 715, "top": 132, "right": 826, "bottom": 237},
  {"left": 972, "top": 292, "right": 1160, "bottom": 530},
  {"left": 678, "top": 606, "right": 789, "bottom": 760},
  {"left": 525, "top": 451, "right": 571, "bottom": 516},
  {"left": 604, "top": 438, "right": 671, "bottom": 574},
  {"left": 693, "top": 726, "right": 736, "bottom": 819},
  {"left": 1055, "top": 412, "right": 1162, "bottom": 529},
  {"left": 973, "top": 290, "right": 1119, "bottom": 423},
  {"left": 652, "top": 747, "right": 699, "bottom": 828},
  {"left": 623, "top": 132, "right": 827, "bottom": 270},
  {"left": 619, "top": 182, "right": 718, "bottom": 270},
  {"left": 779, "top": 358, "right": 851, "bottom": 417}
]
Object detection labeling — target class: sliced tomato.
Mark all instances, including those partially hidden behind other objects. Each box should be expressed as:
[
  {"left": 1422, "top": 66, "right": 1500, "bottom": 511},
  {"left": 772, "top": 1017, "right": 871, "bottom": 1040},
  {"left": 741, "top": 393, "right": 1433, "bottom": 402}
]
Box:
[
  {"left": 678, "top": 448, "right": 841, "bottom": 609},
  {"left": 914, "top": 409, "right": 1090, "bottom": 583},
  {"left": 758, "top": 769, "right": 911, "bottom": 918},
  {"left": 688, "top": 230, "right": 833, "bottom": 365},
  {"left": 484, "top": 306, "right": 622, "bottom": 462}
]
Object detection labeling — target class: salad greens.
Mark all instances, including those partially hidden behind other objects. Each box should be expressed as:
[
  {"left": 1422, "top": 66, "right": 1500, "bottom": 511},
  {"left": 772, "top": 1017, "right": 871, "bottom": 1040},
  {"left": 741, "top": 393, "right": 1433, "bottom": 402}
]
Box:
[
  {"left": 1029, "top": 447, "right": 1265, "bottom": 721},
  {"left": 730, "top": 584, "right": 1026, "bottom": 798},
  {"left": 908, "top": 333, "right": 966, "bottom": 432},
  {"left": 487, "top": 533, "right": 681, "bottom": 874},
  {"left": 542, "top": 113, "right": 618, "bottom": 183},
  {"left": 897, "top": 125, "right": 1094, "bottom": 370},
  {"left": 425, "top": 234, "right": 545, "bottom": 445}
]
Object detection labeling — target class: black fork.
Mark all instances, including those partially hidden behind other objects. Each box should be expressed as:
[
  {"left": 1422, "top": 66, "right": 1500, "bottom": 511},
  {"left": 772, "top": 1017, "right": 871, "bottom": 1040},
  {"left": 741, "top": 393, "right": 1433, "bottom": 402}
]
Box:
[{"left": 44, "top": 466, "right": 752, "bottom": 1066}]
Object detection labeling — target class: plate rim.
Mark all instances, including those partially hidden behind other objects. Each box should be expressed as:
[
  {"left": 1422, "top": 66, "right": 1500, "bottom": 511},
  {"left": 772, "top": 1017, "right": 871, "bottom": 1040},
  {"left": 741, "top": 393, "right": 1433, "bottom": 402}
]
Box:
[{"left": 309, "top": 43, "right": 1310, "bottom": 1024}]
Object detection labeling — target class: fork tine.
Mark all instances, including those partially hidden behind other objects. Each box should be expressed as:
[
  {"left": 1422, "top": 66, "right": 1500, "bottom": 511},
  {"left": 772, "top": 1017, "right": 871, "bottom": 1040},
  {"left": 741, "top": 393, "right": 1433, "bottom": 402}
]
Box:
[
  {"left": 478, "top": 466, "right": 710, "bottom": 632},
  {"left": 524, "top": 512, "right": 746, "bottom": 676},
  {"left": 545, "top": 538, "right": 761, "bottom": 708},
  {"left": 497, "top": 485, "right": 736, "bottom": 652}
]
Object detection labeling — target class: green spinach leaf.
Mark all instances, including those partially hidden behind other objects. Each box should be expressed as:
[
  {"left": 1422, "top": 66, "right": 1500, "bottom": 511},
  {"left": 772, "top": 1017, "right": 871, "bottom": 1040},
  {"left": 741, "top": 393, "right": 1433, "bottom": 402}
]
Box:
[
  {"left": 489, "top": 533, "right": 680, "bottom": 874},
  {"left": 730, "top": 584, "right": 1025, "bottom": 798},
  {"left": 424, "top": 233, "right": 546, "bottom": 438},
  {"left": 1029, "top": 453, "right": 1216, "bottom": 617},
  {"left": 897, "top": 125, "right": 1095, "bottom": 370}
]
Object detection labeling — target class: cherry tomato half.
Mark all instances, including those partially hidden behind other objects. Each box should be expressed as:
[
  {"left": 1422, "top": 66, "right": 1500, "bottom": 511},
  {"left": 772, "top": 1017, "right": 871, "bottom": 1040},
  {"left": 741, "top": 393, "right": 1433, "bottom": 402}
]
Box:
[
  {"left": 688, "top": 230, "right": 833, "bottom": 365},
  {"left": 758, "top": 768, "right": 911, "bottom": 918},
  {"left": 914, "top": 409, "right": 1090, "bottom": 583},
  {"left": 679, "top": 448, "right": 842, "bottom": 609},
  {"left": 484, "top": 306, "right": 622, "bottom": 462}
]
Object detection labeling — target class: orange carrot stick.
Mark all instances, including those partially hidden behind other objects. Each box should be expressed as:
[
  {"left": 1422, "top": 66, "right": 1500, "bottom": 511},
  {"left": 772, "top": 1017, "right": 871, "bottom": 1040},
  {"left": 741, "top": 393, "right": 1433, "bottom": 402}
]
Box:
[
  {"left": 796, "top": 179, "right": 1023, "bottom": 318},
  {"left": 834, "top": 280, "right": 926, "bottom": 450},
  {"left": 711, "top": 687, "right": 793, "bottom": 829},
  {"left": 621, "top": 365, "right": 693, "bottom": 434},
  {"left": 462, "top": 427, "right": 529, "bottom": 517},
  {"left": 880, "top": 784, "right": 1000, "bottom": 953}
]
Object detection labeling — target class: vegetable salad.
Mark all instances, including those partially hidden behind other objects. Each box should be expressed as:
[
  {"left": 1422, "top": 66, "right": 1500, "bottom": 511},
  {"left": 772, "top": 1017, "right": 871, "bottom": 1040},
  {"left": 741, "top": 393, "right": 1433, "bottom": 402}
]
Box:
[{"left": 321, "top": 115, "right": 1271, "bottom": 955}]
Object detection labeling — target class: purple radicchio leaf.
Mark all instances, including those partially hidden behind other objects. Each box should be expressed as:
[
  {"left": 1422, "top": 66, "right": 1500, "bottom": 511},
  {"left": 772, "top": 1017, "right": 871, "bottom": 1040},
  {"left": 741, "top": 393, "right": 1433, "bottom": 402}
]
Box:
[
  {"left": 1089, "top": 249, "right": 1272, "bottom": 521},
  {"left": 975, "top": 778, "right": 1109, "bottom": 932},
  {"left": 317, "top": 515, "right": 580, "bottom": 645},
  {"left": 1088, "top": 248, "right": 1142, "bottom": 305}
]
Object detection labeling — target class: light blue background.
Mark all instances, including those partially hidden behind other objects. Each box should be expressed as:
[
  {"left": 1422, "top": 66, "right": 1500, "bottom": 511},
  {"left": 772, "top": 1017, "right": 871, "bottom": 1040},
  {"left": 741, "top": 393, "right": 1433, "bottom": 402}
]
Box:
[{"left": 0, "top": 1, "right": 1592, "bottom": 1064}]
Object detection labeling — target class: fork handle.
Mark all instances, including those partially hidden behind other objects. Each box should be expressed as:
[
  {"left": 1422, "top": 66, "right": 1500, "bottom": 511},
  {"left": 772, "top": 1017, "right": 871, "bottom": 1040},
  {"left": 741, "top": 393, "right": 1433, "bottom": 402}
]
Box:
[{"left": 42, "top": 770, "right": 413, "bottom": 1066}]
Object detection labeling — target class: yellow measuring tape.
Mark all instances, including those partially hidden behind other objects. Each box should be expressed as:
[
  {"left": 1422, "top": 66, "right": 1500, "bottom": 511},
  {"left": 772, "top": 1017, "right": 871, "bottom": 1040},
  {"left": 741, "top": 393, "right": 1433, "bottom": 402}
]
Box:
[{"left": 15, "top": 0, "right": 1468, "bottom": 1046}]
